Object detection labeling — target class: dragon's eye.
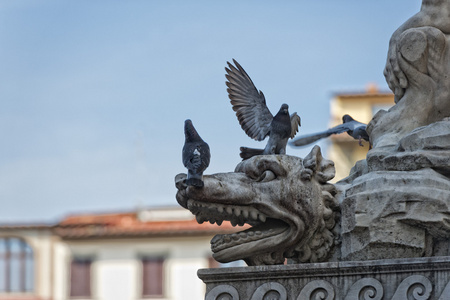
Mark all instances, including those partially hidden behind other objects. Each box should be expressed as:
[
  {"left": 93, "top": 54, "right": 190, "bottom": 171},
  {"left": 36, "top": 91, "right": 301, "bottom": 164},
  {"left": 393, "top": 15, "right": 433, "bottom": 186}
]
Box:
[{"left": 257, "top": 170, "right": 276, "bottom": 182}]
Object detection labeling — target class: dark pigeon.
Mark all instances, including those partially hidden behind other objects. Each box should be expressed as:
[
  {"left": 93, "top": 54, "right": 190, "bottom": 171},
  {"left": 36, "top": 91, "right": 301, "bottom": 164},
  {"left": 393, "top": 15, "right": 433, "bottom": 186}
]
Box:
[
  {"left": 289, "top": 114, "right": 369, "bottom": 148},
  {"left": 182, "top": 119, "right": 210, "bottom": 187},
  {"left": 225, "top": 59, "right": 301, "bottom": 160}
]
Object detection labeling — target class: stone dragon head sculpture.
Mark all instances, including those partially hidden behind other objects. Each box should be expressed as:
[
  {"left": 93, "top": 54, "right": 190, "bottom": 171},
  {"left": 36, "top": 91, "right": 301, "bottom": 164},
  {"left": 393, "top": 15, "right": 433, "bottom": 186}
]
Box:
[{"left": 175, "top": 146, "right": 340, "bottom": 266}]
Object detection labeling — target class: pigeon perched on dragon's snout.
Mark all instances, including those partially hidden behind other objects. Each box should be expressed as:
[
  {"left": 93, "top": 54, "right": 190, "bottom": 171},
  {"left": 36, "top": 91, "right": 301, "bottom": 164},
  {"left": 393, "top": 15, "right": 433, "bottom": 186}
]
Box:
[
  {"left": 289, "top": 114, "right": 370, "bottom": 148},
  {"left": 182, "top": 119, "right": 210, "bottom": 187},
  {"left": 225, "top": 59, "right": 301, "bottom": 160}
]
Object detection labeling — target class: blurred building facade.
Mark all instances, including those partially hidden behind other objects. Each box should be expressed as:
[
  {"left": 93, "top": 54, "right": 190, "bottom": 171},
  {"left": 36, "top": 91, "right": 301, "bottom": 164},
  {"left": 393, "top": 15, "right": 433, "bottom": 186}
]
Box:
[
  {"left": 328, "top": 84, "right": 394, "bottom": 181},
  {"left": 0, "top": 207, "right": 243, "bottom": 300},
  {"left": 0, "top": 86, "right": 395, "bottom": 300}
]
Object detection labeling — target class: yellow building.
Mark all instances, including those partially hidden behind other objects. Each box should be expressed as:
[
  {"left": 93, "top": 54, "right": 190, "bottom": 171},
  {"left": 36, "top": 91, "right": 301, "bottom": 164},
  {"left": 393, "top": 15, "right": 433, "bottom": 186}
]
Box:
[{"left": 328, "top": 84, "right": 394, "bottom": 182}]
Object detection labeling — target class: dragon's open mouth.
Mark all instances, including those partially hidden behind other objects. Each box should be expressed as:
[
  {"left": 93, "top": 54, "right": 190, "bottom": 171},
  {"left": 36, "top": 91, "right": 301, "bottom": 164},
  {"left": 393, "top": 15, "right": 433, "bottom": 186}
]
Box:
[{"left": 187, "top": 199, "right": 289, "bottom": 257}]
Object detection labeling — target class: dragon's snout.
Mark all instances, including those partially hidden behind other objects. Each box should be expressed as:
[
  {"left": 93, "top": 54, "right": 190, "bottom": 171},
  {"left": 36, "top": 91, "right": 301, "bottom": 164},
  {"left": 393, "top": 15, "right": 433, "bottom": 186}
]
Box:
[
  {"left": 175, "top": 173, "right": 188, "bottom": 208},
  {"left": 175, "top": 173, "right": 187, "bottom": 190}
]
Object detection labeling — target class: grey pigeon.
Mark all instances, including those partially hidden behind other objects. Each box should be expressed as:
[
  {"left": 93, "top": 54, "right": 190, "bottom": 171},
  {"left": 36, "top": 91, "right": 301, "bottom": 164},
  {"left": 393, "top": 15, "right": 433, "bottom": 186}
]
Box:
[
  {"left": 289, "top": 114, "right": 369, "bottom": 148},
  {"left": 182, "top": 119, "right": 210, "bottom": 187},
  {"left": 225, "top": 59, "right": 301, "bottom": 160}
]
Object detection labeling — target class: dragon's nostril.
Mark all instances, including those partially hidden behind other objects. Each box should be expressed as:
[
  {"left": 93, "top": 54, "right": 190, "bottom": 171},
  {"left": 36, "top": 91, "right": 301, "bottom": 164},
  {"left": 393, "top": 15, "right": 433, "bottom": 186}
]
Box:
[{"left": 175, "top": 173, "right": 188, "bottom": 190}]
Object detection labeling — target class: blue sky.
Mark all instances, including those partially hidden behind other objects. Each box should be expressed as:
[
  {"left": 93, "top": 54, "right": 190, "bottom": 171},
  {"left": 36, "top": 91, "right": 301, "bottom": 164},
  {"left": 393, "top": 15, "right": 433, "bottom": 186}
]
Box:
[{"left": 0, "top": 1, "right": 420, "bottom": 222}]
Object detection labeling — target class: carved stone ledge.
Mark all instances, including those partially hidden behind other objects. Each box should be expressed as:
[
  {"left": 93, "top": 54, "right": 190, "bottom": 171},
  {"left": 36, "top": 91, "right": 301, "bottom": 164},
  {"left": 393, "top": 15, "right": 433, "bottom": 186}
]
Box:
[
  {"left": 199, "top": 256, "right": 450, "bottom": 299},
  {"left": 339, "top": 119, "right": 450, "bottom": 260}
]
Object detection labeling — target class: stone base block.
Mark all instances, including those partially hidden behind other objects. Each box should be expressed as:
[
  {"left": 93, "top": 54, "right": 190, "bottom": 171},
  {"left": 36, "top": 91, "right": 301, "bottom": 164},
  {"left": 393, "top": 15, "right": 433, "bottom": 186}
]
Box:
[{"left": 198, "top": 256, "right": 450, "bottom": 299}]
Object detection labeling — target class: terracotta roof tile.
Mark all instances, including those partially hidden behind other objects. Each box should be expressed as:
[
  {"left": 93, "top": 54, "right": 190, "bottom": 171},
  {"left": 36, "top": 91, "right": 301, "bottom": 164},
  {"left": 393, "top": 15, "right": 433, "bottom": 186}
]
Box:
[{"left": 54, "top": 210, "right": 247, "bottom": 239}]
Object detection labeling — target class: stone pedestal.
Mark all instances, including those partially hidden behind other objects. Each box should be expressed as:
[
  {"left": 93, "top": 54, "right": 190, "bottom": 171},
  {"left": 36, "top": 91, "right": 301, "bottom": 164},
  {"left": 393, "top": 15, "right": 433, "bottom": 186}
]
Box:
[{"left": 199, "top": 256, "right": 450, "bottom": 299}]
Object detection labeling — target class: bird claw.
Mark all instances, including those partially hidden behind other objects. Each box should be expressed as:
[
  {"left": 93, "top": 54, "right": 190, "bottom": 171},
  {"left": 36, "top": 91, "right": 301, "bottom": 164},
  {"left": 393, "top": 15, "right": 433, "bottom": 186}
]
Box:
[{"left": 186, "top": 178, "right": 205, "bottom": 188}]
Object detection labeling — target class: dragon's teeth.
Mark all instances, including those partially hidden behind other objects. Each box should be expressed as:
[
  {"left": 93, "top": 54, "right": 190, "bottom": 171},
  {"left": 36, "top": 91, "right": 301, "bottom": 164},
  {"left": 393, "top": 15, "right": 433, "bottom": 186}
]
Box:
[
  {"left": 211, "top": 235, "right": 221, "bottom": 244},
  {"left": 217, "top": 206, "right": 224, "bottom": 213},
  {"left": 226, "top": 207, "right": 233, "bottom": 214},
  {"left": 259, "top": 214, "right": 266, "bottom": 222},
  {"left": 250, "top": 211, "right": 258, "bottom": 220},
  {"left": 196, "top": 215, "right": 204, "bottom": 224},
  {"left": 242, "top": 209, "right": 249, "bottom": 218}
]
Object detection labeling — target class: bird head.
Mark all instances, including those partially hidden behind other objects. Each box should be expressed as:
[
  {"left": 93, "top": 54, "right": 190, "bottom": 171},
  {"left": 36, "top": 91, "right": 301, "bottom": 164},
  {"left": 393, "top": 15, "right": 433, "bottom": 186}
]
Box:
[
  {"left": 279, "top": 103, "right": 289, "bottom": 115},
  {"left": 342, "top": 114, "right": 355, "bottom": 123}
]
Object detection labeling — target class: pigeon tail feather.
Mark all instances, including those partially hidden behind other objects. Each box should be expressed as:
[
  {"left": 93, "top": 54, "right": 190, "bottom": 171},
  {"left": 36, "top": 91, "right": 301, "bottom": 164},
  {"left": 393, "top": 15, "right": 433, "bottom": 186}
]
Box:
[{"left": 240, "top": 147, "right": 264, "bottom": 160}]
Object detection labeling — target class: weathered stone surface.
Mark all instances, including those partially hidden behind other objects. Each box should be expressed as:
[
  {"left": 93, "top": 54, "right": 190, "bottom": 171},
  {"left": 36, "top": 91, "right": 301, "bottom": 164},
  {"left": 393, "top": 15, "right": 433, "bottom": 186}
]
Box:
[
  {"left": 378, "top": 0, "right": 450, "bottom": 148},
  {"left": 338, "top": 0, "right": 450, "bottom": 262},
  {"left": 199, "top": 256, "right": 450, "bottom": 300},
  {"left": 339, "top": 118, "right": 450, "bottom": 260},
  {"left": 340, "top": 167, "right": 450, "bottom": 260},
  {"left": 175, "top": 146, "right": 340, "bottom": 266},
  {"left": 364, "top": 120, "right": 450, "bottom": 174}
]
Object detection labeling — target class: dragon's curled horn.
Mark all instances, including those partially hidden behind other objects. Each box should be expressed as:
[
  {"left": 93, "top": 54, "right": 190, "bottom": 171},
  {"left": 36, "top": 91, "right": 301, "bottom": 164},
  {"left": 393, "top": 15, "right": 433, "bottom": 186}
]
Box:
[{"left": 301, "top": 145, "right": 336, "bottom": 183}]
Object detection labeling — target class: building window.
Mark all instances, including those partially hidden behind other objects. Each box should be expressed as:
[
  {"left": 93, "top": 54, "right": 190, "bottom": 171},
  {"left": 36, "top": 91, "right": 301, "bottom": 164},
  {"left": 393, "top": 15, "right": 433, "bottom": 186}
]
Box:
[
  {"left": 70, "top": 257, "right": 92, "bottom": 298},
  {"left": 142, "top": 257, "right": 164, "bottom": 298},
  {"left": 0, "top": 237, "right": 34, "bottom": 293}
]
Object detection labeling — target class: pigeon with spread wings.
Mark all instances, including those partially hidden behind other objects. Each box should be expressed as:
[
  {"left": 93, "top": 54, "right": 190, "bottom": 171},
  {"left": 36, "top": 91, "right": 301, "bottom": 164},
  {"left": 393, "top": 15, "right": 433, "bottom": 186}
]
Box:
[
  {"left": 289, "top": 114, "right": 369, "bottom": 148},
  {"left": 225, "top": 59, "right": 301, "bottom": 160},
  {"left": 182, "top": 119, "right": 210, "bottom": 187}
]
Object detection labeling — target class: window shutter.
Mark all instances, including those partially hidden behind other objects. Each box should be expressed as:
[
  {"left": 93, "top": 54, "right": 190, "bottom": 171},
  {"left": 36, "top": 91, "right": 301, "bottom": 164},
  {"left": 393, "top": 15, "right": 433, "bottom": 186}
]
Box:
[
  {"left": 70, "top": 259, "right": 91, "bottom": 297},
  {"left": 142, "top": 257, "right": 164, "bottom": 297}
]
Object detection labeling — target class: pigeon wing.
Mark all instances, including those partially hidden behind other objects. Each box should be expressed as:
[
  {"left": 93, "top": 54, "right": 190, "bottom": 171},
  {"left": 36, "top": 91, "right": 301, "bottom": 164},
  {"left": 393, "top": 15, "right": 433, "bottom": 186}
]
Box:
[
  {"left": 289, "top": 123, "right": 351, "bottom": 147},
  {"left": 289, "top": 131, "right": 334, "bottom": 147},
  {"left": 345, "top": 120, "right": 367, "bottom": 131},
  {"left": 198, "top": 142, "right": 211, "bottom": 171},
  {"left": 326, "top": 123, "right": 354, "bottom": 135},
  {"left": 289, "top": 112, "right": 301, "bottom": 138},
  {"left": 182, "top": 143, "right": 196, "bottom": 169},
  {"left": 226, "top": 59, "right": 273, "bottom": 141}
]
